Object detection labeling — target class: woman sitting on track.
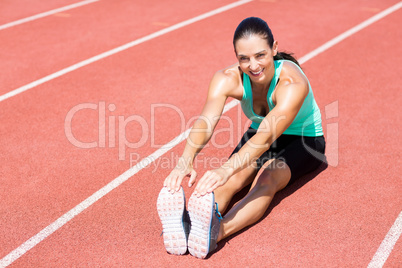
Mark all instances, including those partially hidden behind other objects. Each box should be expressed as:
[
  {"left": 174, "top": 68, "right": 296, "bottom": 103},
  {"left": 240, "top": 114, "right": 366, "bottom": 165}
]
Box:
[{"left": 157, "top": 17, "right": 326, "bottom": 259}]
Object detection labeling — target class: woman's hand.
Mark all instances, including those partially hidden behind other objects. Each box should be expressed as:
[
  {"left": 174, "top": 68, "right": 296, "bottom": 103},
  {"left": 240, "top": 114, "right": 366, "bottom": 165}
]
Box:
[
  {"left": 163, "top": 157, "right": 197, "bottom": 192},
  {"left": 193, "top": 167, "right": 232, "bottom": 197}
]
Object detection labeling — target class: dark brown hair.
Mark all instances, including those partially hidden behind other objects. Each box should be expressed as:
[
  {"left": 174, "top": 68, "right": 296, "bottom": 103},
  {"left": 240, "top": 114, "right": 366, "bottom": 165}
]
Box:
[{"left": 233, "top": 17, "right": 300, "bottom": 66}]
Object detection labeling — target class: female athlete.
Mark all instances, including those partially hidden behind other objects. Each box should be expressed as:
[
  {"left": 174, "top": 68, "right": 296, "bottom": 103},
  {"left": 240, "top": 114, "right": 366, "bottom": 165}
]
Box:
[{"left": 157, "top": 17, "right": 326, "bottom": 259}]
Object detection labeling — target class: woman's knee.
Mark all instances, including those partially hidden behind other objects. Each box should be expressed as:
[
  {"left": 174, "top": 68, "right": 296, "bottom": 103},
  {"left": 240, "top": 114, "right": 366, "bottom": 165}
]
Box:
[
  {"left": 219, "top": 172, "right": 253, "bottom": 194},
  {"left": 223, "top": 163, "right": 258, "bottom": 190},
  {"left": 254, "top": 160, "right": 291, "bottom": 191}
]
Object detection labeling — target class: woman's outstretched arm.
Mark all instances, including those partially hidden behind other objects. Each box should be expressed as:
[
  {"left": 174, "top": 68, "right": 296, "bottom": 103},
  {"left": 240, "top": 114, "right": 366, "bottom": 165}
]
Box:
[
  {"left": 163, "top": 70, "right": 239, "bottom": 192},
  {"left": 194, "top": 73, "right": 309, "bottom": 196}
]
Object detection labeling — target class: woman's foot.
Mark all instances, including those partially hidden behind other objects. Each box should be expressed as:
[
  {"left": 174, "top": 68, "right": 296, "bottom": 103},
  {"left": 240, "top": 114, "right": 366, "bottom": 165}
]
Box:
[
  {"left": 187, "top": 191, "right": 222, "bottom": 259},
  {"left": 157, "top": 187, "right": 190, "bottom": 255}
]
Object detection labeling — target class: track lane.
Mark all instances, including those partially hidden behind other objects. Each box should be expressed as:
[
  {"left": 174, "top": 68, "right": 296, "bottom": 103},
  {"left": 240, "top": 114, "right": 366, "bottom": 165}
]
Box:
[
  {"left": 0, "top": 0, "right": 397, "bottom": 98},
  {"left": 0, "top": 0, "right": 236, "bottom": 95},
  {"left": 0, "top": 0, "right": 255, "bottom": 259},
  {"left": 0, "top": 0, "right": 248, "bottom": 259},
  {"left": 299, "top": 8, "right": 402, "bottom": 266},
  {"left": 0, "top": 0, "right": 80, "bottom": 24},
  {"left": 0, "top": 0, "right": 99, "bottom": 31}
]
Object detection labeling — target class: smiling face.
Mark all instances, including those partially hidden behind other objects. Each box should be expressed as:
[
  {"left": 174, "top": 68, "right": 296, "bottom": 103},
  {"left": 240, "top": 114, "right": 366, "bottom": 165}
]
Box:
[{"left": 235, "top": 34, "right": 278, "bottom": 85}]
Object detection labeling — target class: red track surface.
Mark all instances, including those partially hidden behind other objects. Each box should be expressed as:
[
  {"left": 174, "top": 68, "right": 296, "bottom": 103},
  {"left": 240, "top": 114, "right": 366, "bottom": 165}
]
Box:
[{"left": 1, "top": 0, "right": 401, "bottom": 267}]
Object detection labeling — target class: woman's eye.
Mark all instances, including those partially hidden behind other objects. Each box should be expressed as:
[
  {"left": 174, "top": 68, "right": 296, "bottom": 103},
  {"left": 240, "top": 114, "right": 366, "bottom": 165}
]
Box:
[
  {"left": 257, "top": 54, "right": 265, "bottom": 58},
  {"left": 240, "top": 57, "right": 248, "bottom": 61}
]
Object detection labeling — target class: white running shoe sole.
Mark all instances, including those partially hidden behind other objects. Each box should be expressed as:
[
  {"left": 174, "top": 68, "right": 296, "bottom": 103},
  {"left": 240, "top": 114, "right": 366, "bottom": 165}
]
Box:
[
  {"left": 156, "top": 187, "right": 187, "bottom": 255},
  {"left": 187, "top": 192, "right": 214, "bottom": 259}
]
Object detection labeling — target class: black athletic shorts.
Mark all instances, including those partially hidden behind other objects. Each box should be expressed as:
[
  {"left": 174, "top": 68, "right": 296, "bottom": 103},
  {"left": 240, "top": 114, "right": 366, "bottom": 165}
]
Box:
[{"left": 230, "top": 127, "right": 326, "bottom": 184}]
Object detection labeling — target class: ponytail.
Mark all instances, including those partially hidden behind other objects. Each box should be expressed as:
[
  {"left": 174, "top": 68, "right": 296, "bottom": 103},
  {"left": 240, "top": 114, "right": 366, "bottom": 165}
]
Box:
[{"left": 274, "top": 51, "right": 300, "bottom": 67}]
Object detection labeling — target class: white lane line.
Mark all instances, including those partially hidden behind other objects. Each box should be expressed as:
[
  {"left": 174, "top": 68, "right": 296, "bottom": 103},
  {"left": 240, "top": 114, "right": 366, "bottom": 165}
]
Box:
[
  {"left": 0, "top": 0, "right": 253, "bottom": 103},
  {"left": 300, "top": 4, "right": 402, "bottom": 266},
  {"left": 0, "top": 0, "right": 99, "bottom": 31},
  {"left": 0, "top": 127, "right": 193, "bottom": 268},
  {"left": 368, "top": 211, "right": 402, "bottom": 268},
  {"left": 298, "top": 1, "right": 402, "bottom": 64},
  {"left": 1, "top": 1, "right": 401, "bottom": 267}
]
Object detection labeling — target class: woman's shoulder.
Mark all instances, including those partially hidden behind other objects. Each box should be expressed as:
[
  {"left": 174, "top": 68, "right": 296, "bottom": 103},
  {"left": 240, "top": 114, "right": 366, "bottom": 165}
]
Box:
[
  {"left": 277, "top": 61, "right": 309, "bottom": 89},
  {"left": 209, "top": 64, "right": 244, "bottom": 100},
  {"left": 272, "top": 61, "right": 309, "bottom": 104},
  {"left": 213, "top": 63, "right": 241, "bottom": 85}
]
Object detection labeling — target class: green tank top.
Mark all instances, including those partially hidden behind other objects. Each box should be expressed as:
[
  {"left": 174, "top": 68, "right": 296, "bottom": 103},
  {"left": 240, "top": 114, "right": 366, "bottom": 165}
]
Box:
[{"left": 240, "top": 60, "right": 324, "bottom": 137}]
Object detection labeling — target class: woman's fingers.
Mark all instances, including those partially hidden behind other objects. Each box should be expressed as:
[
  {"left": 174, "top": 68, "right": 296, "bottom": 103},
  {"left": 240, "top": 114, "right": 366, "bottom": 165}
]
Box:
[
  {"left": 195, "top": 171, "right": 216, "bottom": 196},
  {"left": 202, "top": 175, "right": 217, "bottom": 194},
  {"left": 206, "top": 180, "right": 220, "bottom": 193},
  {"left": 194, "top": 171, "right": 208, "bottom": 192},
  {"left": 194, "top": 168, "right": 229, "bottom": 196},
  {"left": 163, "top": 172, "right": 179, "bottom": 192},
  {"left": 188, "top": 169, "right": 197, "bottom": 187},
  {"left": 173, "top": 174, "right": 185, "bottom": 192},
  {"left": 163, "top": 167, "right": 196, "bottom": 192}
]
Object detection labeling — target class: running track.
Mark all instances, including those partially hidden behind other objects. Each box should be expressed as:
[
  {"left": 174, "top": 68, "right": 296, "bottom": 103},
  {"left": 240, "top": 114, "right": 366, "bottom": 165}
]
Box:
[{"left": 0, "top": 0, "right": 401, "bottom": 266}]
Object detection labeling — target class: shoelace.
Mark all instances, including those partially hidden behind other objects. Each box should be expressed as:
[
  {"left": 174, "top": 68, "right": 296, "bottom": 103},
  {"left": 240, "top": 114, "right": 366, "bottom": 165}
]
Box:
[{"left": 214, "top": 202, "right": 223, "bottom": 222}]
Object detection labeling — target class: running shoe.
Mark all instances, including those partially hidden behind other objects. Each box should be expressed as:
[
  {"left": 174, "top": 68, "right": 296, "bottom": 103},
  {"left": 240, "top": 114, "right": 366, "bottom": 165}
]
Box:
[
  {"left": 157, "top": 186, "right": 190, "bottom": 255},
  {"left": 187, "top": 192, "right": 223, "bottom": 259}
]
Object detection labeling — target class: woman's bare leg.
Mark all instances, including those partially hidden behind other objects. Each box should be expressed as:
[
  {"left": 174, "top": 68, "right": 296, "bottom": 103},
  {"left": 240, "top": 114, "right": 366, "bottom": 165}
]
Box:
[
  {"left": 214, "top": 161, "right": 259, "bottom": 214},
  {"left": 217, "top": 159, "right": 291, "bottom": 242}
]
